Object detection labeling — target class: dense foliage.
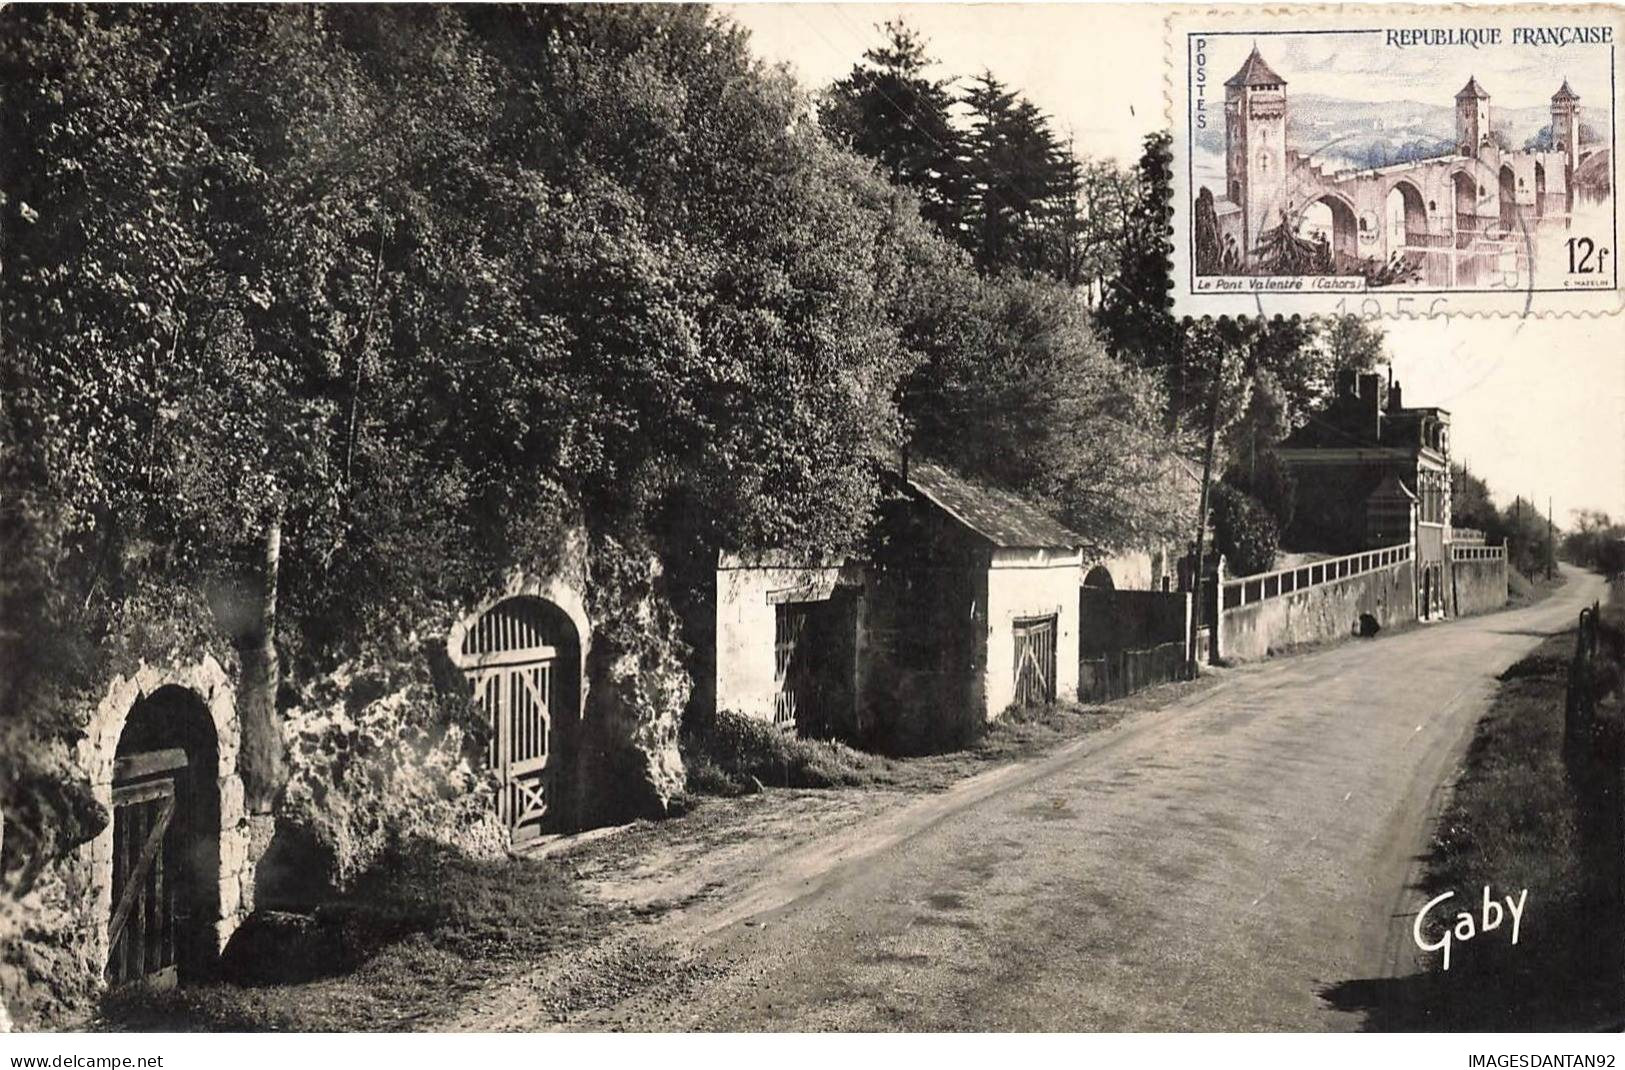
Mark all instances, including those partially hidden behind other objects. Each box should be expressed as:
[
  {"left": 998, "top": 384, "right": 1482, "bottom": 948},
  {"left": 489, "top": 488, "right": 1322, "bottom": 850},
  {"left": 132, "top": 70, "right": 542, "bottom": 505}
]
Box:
[
  {"left": 0, "top": 3, "right": 921, "bottom": 880},
  {"left": 1210, "top": 483, "right": 1281, "bottom": 578},
  {"left": 1563, "top": 511, "right": 1625, "bottom": 576},
  {"left": 1, "top": 4, "right": 1203, "bottom": 891}
]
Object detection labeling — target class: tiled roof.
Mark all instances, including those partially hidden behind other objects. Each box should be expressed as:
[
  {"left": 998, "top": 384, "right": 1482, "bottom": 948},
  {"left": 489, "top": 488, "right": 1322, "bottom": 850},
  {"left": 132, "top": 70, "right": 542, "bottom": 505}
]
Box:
[
  {"left": 1226, "top": 46, "right": 1287, "bottom": 88},
  {"left": 1366, "top": 473, "right": 1417, "bottom": 502},
  {"left": 903, "top": 462, "right": 1083, "bottom": 549},
  {"left": 1456, "top": 76, "right": 1490, "bottom": 100},
  {"left": 1552, "top": 78, "right": 1579, "bottom": 102}
]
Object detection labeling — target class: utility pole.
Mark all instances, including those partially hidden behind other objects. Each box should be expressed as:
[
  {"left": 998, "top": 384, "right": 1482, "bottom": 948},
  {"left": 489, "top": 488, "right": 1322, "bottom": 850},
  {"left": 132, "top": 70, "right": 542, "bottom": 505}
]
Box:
[
  {"left": 1514, "top": 496, "right": 1522, "bottom": 574},
  {"left": 1548, "top": 495, "right": 1555, "bottom": 580},
  {"left": 1188, "top": 336, "right": 1227, "bottom": 677}
]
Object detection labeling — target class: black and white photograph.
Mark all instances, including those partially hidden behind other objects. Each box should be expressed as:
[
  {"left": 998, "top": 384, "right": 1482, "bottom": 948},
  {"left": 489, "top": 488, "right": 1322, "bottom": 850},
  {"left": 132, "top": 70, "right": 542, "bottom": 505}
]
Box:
[{"left": 0, "top": 0, "right": 1621, "bottom": 1053}]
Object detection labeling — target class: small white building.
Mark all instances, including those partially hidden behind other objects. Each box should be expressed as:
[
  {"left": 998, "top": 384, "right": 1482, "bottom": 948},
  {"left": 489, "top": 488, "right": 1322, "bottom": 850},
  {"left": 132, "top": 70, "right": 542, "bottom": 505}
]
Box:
[{"left": 715, "top": 462, "right": 1084, "bottom": 752}]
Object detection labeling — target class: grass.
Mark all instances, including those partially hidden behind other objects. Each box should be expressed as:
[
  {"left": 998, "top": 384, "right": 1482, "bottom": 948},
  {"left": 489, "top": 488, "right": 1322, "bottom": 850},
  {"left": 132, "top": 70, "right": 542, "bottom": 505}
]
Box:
[
  {"left": 1508, "top": 566, "right": 1566, "bottom": 608},
  {"left": 97, "top": 841, "right": 613, "bottom": 1031},
  {"left": 682, "top": 677, "right": 1216, "bottom": 800},
  {"left": 679, "top": 707, "right": 908, "bottom": 795},
  {"left": 1321, "top": 625, "right": 1624, "bottom": 1030}
]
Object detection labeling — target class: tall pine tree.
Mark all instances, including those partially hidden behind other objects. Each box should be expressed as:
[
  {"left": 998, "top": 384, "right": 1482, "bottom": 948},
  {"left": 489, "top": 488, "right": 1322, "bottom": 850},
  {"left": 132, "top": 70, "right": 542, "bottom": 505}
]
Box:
[{"left": 819, "top": 20, "right": 968, "bottom": 243}]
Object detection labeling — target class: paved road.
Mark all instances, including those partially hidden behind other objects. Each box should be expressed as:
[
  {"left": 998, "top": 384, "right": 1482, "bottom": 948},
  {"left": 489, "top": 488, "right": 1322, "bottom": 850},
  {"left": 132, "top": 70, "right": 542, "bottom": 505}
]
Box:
[{"left": 568, "top": 567, "right": 1600, "bottom": 1031}]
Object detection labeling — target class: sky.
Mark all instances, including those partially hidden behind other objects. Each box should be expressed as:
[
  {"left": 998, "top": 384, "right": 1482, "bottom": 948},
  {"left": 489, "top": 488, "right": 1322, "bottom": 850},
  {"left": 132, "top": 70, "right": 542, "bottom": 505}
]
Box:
[
  {"left": 1202, "top": 30, "right": 1611, "bottom": 110},
  {"left": 722, "top": 2, "right": 1625, "bottom": 526}
]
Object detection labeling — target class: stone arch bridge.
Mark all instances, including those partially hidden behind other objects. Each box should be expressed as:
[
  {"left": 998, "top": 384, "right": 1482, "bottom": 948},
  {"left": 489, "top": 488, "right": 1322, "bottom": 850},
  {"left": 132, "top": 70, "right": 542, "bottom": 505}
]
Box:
[{"left": 1285, "top": 145, "right": 1571, "bottom": 286}]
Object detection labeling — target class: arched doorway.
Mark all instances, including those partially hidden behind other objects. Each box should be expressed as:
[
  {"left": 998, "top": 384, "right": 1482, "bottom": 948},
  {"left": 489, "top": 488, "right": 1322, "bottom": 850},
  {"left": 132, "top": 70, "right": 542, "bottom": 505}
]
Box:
[
  {"left": 1297, "top": 195, "right": 1357, "bottom": 269},
  {"left": 1083, "top": 565, "right": 1116, "bottom": 589},
  {"left": 108, "top": 686, "right": 220, "bottom": 989},
  {"left": 1498, "top": 165, "right": 1518, "bottom": 231},
  {"left": 1534, "top": 162, "right": 1546, "bottom": 218},
  {"left": 453, "top": 596, "right": 581, "bottom": 843},
  {"left": 1451, "top": 170, "right": 1478, "bottom": 234},
  {"left": 1385, "top": 181, "right": 1427, "bottom": 252}
]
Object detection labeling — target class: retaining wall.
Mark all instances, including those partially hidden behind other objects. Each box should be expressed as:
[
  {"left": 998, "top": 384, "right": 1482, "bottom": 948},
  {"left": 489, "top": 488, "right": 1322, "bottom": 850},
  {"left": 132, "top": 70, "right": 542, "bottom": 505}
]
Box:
[
  {"left": 1451, "top": 548, "right": 1509, "bottom": 617},
  {"left": 1219, "top": 557, "right": 1416, "bottom": 662}
]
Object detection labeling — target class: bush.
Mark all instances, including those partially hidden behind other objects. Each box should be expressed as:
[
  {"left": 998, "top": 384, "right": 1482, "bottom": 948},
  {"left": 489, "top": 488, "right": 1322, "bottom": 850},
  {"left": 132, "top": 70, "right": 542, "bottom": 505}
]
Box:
[
  {"left": 1223, "top": 452, "right": 1296, "bottom": 533},
  {"left": 1211, "top": 483, "right": 1280, "bottom": 577},
  {"left": 679, "top": 707, "right": 897, "bottom": 794}
]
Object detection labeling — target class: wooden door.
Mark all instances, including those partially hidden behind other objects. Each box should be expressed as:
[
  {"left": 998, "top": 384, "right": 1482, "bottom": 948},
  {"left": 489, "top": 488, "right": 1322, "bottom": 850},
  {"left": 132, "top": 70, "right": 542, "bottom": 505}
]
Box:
[
  {"left": 462, "top": 601, "right": 565, "bottom": 843},
  {"left": 107, "top": 748, "right": 187, "bottom": 990},
  {"left": 1012, "top": 615, "right": 1058, "bottom": 707},
  {"left": 775, "top": 595, "right": 858, "bottom": 738}
]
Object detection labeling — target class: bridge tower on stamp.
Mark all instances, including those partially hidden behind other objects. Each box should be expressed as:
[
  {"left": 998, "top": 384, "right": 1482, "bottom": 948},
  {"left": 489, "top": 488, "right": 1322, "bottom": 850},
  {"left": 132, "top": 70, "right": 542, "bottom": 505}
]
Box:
[{"left": 1223, "top": 44, "right": 1288, "bottom": 264}]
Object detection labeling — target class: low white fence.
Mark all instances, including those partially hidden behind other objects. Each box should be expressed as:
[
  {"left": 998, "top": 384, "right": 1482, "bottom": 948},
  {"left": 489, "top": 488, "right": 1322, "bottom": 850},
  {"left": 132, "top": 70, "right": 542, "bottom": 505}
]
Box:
[{"left": 1220, "top": 542, "right": 1413, "bottom": 612}]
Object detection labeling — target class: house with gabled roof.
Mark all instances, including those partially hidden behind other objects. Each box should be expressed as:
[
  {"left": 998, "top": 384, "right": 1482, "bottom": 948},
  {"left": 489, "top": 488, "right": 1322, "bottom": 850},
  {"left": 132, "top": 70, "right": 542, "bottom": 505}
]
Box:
[{"left": 715, "top": 461, "right": 1084, "bottom": 753}]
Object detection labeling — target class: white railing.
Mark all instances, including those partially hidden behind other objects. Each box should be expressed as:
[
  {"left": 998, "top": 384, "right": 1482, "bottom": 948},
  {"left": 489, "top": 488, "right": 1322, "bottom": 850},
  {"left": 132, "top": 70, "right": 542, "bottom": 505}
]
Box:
[
  {"left": 1221, "top": 542, "right": 1413, "bottom": 612},
  {"left": 1451, "top": 544, "right": 1506, "bottom": 562}
]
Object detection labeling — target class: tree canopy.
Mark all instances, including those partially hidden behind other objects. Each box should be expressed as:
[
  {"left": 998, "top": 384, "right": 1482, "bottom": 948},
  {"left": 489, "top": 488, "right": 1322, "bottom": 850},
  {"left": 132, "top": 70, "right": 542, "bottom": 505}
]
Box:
[{"left": 2, "top": 5, "right": 1204, "bottom": 874}]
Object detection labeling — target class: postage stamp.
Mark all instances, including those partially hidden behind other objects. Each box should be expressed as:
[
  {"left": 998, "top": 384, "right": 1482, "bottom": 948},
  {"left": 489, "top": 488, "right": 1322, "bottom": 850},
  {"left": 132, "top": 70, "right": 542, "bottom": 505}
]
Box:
[{"left": 1167, "top": 5, "right": 1624, "bottom": 318}]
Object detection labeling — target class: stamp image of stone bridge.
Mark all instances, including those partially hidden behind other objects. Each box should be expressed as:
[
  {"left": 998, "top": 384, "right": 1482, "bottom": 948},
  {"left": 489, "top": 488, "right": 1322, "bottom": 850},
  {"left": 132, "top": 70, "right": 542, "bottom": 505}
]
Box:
[{"left": 1201, "top": 45, "right": 1612, "bottom": 287}]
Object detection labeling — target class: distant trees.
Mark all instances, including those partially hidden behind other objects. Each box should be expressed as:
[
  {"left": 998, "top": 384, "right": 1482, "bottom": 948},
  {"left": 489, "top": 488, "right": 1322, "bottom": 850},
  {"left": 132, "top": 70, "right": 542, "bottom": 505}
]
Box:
[
  {"left": 1564, "top": 511, "right": 1625, "bottom": 576},
  {"left": 820, "top": 21, "right": 1122, "bottom": 285},
  {"left": 1451, "top": 465, "right": 1562, "bottom": 578},
  {"left": 1525, "top": 121, "right": 1602, "bottom": 151}
]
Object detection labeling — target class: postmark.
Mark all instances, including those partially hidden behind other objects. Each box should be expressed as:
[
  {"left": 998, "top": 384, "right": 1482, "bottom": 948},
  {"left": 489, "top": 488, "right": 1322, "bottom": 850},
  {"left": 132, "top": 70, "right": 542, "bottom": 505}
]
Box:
[{"left": 1167, "top": 5, "right": 1624, "bottom": 318}]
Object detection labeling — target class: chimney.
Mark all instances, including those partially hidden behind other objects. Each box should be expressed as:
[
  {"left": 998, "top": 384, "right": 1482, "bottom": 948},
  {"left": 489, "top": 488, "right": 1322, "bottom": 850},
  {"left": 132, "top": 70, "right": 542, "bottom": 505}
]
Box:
[
  {"left": 1387, "top": 379, "right": 1404, "bottom": 412},
  {"left": 1358, "top": 372, "right": 1383, "bottom": 439}
]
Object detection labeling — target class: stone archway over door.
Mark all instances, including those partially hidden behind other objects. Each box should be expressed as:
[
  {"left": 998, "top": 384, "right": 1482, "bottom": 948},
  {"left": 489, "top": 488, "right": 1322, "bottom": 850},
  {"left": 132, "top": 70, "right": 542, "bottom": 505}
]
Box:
[
  {"left": 455, "top": 597, "right": 581, "bottom": 844},
  {"left": 82, "top": 659, "right": 247, "bottom": 989},
  {"left": 108, "top": 686, "right": 222, "bottom": 989}
]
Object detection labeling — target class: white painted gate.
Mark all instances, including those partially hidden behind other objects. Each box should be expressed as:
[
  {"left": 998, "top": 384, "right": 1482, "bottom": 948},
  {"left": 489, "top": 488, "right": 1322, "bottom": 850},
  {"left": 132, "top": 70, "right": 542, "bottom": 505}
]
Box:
[{"left": 461, "top": 600, "right": 563, "bottom": 843}]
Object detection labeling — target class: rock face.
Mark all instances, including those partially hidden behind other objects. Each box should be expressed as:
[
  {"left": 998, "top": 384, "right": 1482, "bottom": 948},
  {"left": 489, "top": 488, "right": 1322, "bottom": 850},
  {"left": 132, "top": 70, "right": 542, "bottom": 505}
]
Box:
[
  {"left": 279, "top": 664, "right": 506, "bottom": 891},
  {"left": 572, "top": 538, "right": 690, "bottom": 827},
  {"left": 1, "top": 531, "right": 695, "bottom": 1027}
]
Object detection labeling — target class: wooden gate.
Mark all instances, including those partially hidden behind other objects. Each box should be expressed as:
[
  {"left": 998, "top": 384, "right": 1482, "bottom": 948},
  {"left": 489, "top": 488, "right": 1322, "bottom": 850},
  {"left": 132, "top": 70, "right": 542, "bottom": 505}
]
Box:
[
  {"left": 1012, "top": 614, "right": 1058, "bottom": 707},
  {"left": 773, "top": 603, "right": 807, "bottom": 729},
  {"left": 773, "top": 594, "right": 858, "bottom": 738},
  {"left": 461, "top": 599, "right": 572, "bottom": 843},
  {"left": 107, "top": 747, "right": 187, "bottom": 990}
]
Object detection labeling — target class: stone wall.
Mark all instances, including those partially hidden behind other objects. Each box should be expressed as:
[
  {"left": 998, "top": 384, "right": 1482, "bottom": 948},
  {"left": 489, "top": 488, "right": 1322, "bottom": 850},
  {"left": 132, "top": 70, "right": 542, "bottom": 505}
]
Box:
[
  {"left": 1219, "top": 559, "right": 1416, "bottom": 662},
  {"left": 1079, "top": 588, "right": 1192, "bottom": 656},
  {"left": 1, "top": 656, "right": 261, "bottom": 1028},
  {"left": 1451, "top": 551, "right": 1509, "bottom": 617}
]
